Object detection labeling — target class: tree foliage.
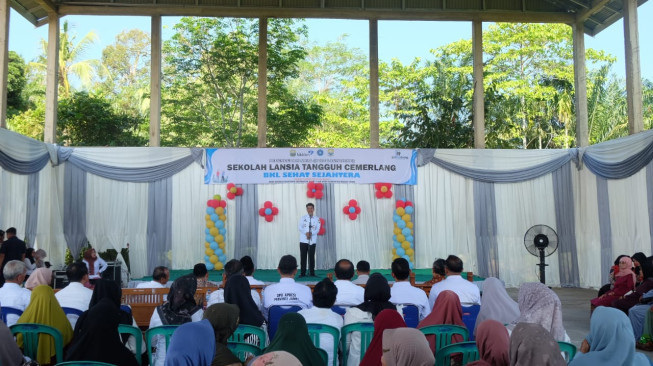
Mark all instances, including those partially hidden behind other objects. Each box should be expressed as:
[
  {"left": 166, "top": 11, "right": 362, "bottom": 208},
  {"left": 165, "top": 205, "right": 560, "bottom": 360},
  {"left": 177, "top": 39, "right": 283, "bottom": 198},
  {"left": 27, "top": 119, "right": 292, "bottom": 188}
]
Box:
[{"left": 8, "top": 51, "right": 27, "bottom": 117}]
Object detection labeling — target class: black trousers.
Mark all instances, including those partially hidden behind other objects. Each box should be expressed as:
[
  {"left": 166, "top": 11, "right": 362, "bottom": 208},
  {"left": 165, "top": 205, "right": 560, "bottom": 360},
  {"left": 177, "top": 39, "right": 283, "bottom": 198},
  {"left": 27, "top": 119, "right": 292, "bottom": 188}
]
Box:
[{"left": 299, "top": 242, "right": 316, "bottom": 275}]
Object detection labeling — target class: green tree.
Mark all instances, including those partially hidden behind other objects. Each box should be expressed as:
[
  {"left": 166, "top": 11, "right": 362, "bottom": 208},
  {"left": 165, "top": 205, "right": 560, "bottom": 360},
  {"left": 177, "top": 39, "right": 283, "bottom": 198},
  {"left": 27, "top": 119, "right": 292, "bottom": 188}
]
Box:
[{"left": 8, "top": 51, "right": 27, "bottom": 117}]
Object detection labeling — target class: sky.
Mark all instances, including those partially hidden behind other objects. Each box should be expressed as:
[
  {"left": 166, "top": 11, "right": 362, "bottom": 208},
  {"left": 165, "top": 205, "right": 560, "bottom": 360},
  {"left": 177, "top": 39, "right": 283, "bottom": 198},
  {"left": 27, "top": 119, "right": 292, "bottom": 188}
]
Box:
[{"left": 7, "top": 2, "right": 653, "bottom": 81}]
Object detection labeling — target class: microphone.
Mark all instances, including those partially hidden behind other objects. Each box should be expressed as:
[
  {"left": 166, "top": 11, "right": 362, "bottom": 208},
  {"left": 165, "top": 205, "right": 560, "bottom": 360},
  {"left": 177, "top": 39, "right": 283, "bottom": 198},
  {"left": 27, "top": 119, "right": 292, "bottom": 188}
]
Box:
[{"left": 308, "top": 216, "right": 313, "bottom": 242}]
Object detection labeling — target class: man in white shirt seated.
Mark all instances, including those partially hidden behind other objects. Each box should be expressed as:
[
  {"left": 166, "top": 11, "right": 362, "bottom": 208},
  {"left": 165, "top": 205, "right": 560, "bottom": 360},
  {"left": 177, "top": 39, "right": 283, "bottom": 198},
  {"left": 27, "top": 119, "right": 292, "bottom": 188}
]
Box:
[
  {"left": 333, "top": 259, "right": 364, "bottom": 306},
  {"left": 262, "top": 255, "right": 312, "bottom": 320},
  {"left": 388, "top": 258, "right": 431, "bottom": 321},
  {"left": 429, "top": 255, "right": 481, "bottom": 308},
  {"left": 54, "top": 262, "right": 94, "bottom": 328},
  {"left": 136, "top": 266, "right": 170, "bottom": 289},
  {"left": 0, "top": 260, "right": 31, "bottom": 326},
  {"left": 240, "top": 255, "right": 265, "bottom": 285},
  {"left": 352, "top": 260, "right": 370, "bottom": 285},
  {"left": 207, "top": 259, "right": 262, "bottom": 310},
  {"left": 298, "top": 278, "right": 343, "bottom": 366}
]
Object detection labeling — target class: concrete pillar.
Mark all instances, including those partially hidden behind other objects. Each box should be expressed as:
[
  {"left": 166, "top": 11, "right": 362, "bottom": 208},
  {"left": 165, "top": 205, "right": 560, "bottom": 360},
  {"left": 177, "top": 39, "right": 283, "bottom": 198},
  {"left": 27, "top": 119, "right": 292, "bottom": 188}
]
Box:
[
  {"left": 472, "top": 20, "right": 485, "bottom": 149},
  {"left": 369, "top": 19, "right": 379, "bottom": 148},
  {"left": 257, "top": 18, "right": 267, "bottom": 148},
  {"left": 43, "top": 14, "right": 59, "bottom": 144},
  {"left": 149, "top": 16, "right": 161, "bottom": 147},
  {"left": 623, "top": 0, "right": 643, "bottom": 135},
  {"left": 572, "top": 22, "right": 589, "bottom": 147},
  {"left": 0, "top": 0, "right": 9, "bottom": 128}
]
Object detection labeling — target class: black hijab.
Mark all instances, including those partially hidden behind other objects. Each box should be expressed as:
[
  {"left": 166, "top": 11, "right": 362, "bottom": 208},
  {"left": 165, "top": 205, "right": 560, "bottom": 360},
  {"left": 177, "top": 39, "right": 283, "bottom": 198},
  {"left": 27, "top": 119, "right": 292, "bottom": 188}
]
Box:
[
  {"left": 224, "top": 274, "right": 265, "bottom": 327},
  {"left": 355, "top": 273, "right": 396, "bottom": 319},
  {"left": 65, "top": 298, "right": 139, "bottom": 366},
  {"left": 90, "top": 279, "right": 133, "bottom": 329},
  {"left": 157, "top": 274, "right": 201, "bottom": 325}
]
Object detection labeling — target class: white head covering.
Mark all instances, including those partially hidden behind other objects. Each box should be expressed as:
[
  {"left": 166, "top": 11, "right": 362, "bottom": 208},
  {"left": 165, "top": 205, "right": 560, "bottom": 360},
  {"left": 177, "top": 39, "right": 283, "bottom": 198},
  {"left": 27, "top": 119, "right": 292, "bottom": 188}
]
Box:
[{"left": 509, "top": 282, "right": 566, "bottom": 341}]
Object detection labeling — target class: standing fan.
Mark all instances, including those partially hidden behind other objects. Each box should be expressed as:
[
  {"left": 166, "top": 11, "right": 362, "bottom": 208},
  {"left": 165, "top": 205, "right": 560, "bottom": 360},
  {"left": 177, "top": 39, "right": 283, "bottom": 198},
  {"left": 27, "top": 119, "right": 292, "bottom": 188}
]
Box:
[{"left": 524, "top": 225, "right": 559, "bottom": 284}]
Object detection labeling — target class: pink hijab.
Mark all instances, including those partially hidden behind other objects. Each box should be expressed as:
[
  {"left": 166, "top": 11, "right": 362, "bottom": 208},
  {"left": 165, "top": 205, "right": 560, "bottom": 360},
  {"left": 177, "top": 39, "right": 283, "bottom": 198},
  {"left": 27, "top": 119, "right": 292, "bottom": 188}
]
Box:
[
  {"left": 25, "top": 268, "right": 53, "bottom": 290},
  {"left": 467, "top": 319, "right": 510, "bottom": 366},
  {"left": 615, "top": 257, "right": 636, "bottom": 290},
  {"left": 417, "top": 290, "right": 465, "bottom": 354}
]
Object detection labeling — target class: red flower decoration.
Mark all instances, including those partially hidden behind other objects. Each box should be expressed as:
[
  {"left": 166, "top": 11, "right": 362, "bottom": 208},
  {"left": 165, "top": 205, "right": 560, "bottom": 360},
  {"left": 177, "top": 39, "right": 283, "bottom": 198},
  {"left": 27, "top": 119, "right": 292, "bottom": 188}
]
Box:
[
  {"left": 306, "top": 181, "right": 324, "bottom": 199},
  {"left": 374, "top": 183, "right": 393, "bottom": 199},
  {"left": 258, "top": 201, "right": 279, "bottom": 222},
  {"left": 318, "top": 217, "right": 326, "bottom": 235},
  {"left": 342, "top": 199, "right": 361, "bottom": 220},
  {"left": 226, "top": 183, "right": 244, "bottom": 200}
]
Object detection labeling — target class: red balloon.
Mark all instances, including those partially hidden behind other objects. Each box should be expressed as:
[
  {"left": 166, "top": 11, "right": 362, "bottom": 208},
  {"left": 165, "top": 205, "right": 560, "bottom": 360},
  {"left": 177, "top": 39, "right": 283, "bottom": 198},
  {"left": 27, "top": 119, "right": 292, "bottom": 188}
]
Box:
[
  {"left": 349, "top": 199, "right": 358, "bottom": 207},
  {"left": 265, "top": 215, "right": 274, "bottom": 222},
  {"left": 320, "top": 217, "right": 325, "bottom": 224},
  {"left": 236, "top": 187, "right": 243, "bottom": 195},
  {"left": 227, "top": 192, "right": 235, "bottom": 200},
  {"left": 355, "top": 206, "right": 361, "bottom": 214},
  {"left": 219, "top": 200, "right": 227, "bottom": 208},
  {"left": 264, "top": 201, "right": 273, "bottom": 208},
  {"left": 307, "top": 191, "right": 315, "bottom": 198},
  {"left": 405, "top": 201, "right": 413, "bottom": 207},
  {"left": 385, "top": 191, "right": 393, "bottom": 198},
  {"left": 396, "top": 200, "right": 406, "bottom": 208},
  {"left": 315, "top": 191, "right": 323, "bottom": 199},
  {"left": 258, "top": 208, "right": 266, "bottom": 216},
  {"left": 348, "top": 213, "right": 357, "bottom": 220},
  {"left": 374, "top": 182, "right": 382, "bottom": 190},
  {"left": 227, "top": 183, "right": 235, "bottom": 189},
  {"left": 343, "top": 206, "right": 350, "bottom": 214},
  {"left": 315, "top": 183, "right": 324, "bottom": 190},
  {"left": 271, "top": 207, "right": 279, "bottom": 215},
  {"left": 207, "top": 200, "right": 219, "bottom": 208},
  {"left": 318, "top": 218, "right": 326, "bottom": 235},
  {"left": 375, "top": 191, "right": 384, "bottom": 199},
  {"left": 307, "top": 181, "right": 315, "bottom": 189}
]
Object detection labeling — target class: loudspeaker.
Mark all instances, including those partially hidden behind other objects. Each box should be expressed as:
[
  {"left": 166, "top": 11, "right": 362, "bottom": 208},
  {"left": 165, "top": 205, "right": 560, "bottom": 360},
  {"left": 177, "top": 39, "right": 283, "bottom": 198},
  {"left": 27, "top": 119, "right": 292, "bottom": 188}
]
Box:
[
  {"left": 102, "top": 261, "right": 122, "bottom": 287},
  {"left": 53, "top": 270, "right": 69, "bottom": 289}
]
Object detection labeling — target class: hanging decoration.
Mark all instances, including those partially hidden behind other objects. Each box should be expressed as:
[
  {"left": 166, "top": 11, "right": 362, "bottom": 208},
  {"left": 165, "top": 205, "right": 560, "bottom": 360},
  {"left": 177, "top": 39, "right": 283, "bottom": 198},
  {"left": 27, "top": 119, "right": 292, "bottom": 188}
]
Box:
[
  {"left": 258, "top": 201, "right": 279, "bottom": 222},
  {"left": 318, "top": 217, "right": 326, "bottom": 235},
  {"left": 343, "top": 199, "right": 361, "bottom": 220},
  {"left": 392, "top": 199, "right": 415, "bottom": 269},
  {"left": 226, "top": 183, "right": 244, "bottom": 200},
  {"left": 204, "top": 195, "right": 228, "bottom": 271},
  {"left": 306, "top": 181, "right": 324, "bottom": 199},
  {"left": 374, "top": 183, "right": 393, "bottom": 199}
]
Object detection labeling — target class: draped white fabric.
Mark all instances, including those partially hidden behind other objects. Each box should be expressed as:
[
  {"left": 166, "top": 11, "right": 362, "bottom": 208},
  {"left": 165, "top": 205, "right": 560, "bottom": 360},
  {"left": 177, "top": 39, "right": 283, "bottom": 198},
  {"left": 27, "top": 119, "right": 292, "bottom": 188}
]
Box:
[
  {"left": 34, "top": 165, "right": 67, "bottom": 266},
  {"left": 0, "top": 169, "right": 29, "bottom": 235},
  {"left": 574, "top": 167, "right": 602, "bottom": 288},
  {"left": 434, "top": 148, "right": 572, "bottom": 171},
  {"left": 68, "top": 147, "right": 196, "bottom": 168},
  {"left": 582, "top": 129, "right": 653, "bottom": 164},
  {"left": 0, "top": 128, "right": 49, "bottom": 161}
]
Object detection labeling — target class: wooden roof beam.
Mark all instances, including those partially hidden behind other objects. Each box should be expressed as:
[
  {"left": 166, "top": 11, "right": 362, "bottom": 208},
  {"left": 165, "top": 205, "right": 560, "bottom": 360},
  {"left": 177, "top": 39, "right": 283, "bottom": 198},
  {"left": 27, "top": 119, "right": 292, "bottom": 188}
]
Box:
[{"left": 576, "top": 0, "right": 612, "bottom": 22}]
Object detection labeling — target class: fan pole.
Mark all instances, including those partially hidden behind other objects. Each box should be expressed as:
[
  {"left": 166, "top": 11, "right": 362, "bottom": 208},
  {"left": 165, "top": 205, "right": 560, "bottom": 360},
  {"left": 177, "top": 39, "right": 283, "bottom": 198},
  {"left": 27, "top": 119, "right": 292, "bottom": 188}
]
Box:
[{"left": 538, "top": 248, "right": 548, "bottom": 284}]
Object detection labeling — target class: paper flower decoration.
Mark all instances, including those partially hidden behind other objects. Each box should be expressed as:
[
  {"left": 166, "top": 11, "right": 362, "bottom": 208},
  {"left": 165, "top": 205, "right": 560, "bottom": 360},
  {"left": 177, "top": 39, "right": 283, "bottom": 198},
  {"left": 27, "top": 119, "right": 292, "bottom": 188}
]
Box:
[
  {"left": 342, "top": 199, "right": 361, "bottom": 220},
  {"left": 374, "top": 183, "right": 393, "bottom": 199},
  {"left": 226, "top": 183, "right": 243, "bottom": 200},
  {"left": 306, "top": 181, "right": 324, "bottom": 199},
  {"left": 318, "top": 217, "right": 326, "bottom": 235},
  {"left": 258, "top": 201, "right": 279, "bottom": 222}
]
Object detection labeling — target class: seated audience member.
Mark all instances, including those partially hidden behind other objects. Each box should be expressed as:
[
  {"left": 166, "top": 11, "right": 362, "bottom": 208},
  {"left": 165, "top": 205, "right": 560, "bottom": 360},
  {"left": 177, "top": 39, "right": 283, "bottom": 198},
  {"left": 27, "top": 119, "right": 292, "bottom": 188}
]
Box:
[
  {"left": 507, "top": 282, "right": 570, "bottom": 342},
  {"left": 241, "top": 255, "right": 265, "bottom": 285},
  {"left": 598, "top": 254, "right": 630, "bottom": 296},
  {"left": 34, "top": 249, "right": 48, "bottom": 268},
  {"left": 24, "top": 267, "right": 52, "bottom": 289},
  {"left": 24, "top": 248, "right": 36, "bottom": 276},
  {"left": 137, "top": 266, "right": 170, "bottom": 288},
  {"left": 429, "top": 255, "right": 481, "bottom": 308},
  {"left": 352, "top": 260, "right": 371, "bottom": 285},
  {"left": 1, "top": 314, "right": 26, "bottom": 365},
  {"left": 417, "top": 290, "right": 465, "bottom": 354},
  {"left": 262, "top": 255, "right": 312, "bottom": 319},
  {"left": 381, "top": 328, "right": 434, "bottom": 366},
  {"left": 55, "top": 262, "right": 94, "bottom": 328},
  {"left": 224, "top": 274, "right": 265, "bottom": 328},
  {"left": 209, "top": 259, "right": 262, "bottom": 310},
  {"left": 333, "top": 259, "right": 364, "bottom": 306},
  {"left": 0, "top": 260, "right": 31, "bottom": 326},
  {"left": 17, "top": 285, "right": 74, "bottom": 365},
  {"left": 632, "top": 252, "right": 648, "bottom": 285},
  {"left": 65, "top": 297, "right": 139, "bottom": 366},
  {"left": 344, "top": 273, "right": 396, "bottom": 366},
  {"left": 149, "top": 274, "right": 203, "bottom": 366},
  {"left": 423, "top": 258, "right": 446, "bottom": 286},
  {"left": 570, "top": 306, "right": 649, "bottom": 366},
  {"left": 591, "top": 256, "right": 636, "bottom": 309},
  {"left": 628, "top": 288, "right": 653, "bottom": 343},
  {"left": 613, "top": 256, "right": 653, "bottom": 313},
  {"left": 298, "top": 278, "right": 343, "bottom": 366},
  {"left": 83, "top": 248, "right": 107, "bottom": 281},
  {"left": 467, "top": 319, "right": 510, "bottom": 366},
  {"left": 509, "top": 322, "right": 566, "bottom": 366},
  {"left": 250, "top": 351, "right": 301, "bottom": 366},
  {"left": 194, "top": 262, "right": 210, "bottom": 287},
  {"left": 475, "top": 277, "right": 519, "bottom": 331},
  {"left": 360, "top": 309, "right": 406, "bottom": 366},
  {"left": 389, "top": 258, "right": 430, "bottom": 320},
  {"left": 263, "top": 312, "right": 325, "bottom": 365}
]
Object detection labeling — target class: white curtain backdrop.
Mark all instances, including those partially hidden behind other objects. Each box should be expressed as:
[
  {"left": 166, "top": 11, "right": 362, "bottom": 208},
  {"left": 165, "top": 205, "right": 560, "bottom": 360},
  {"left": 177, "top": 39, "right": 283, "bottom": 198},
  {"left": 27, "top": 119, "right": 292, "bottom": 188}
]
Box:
[
  {"left": 574, "top": 167, "right": 602, "bottom": 288},
  {"left": 35, "top": 165, "right": 67, "bottom": 266},
  {"left": 0, "top": 169, "right": 29, "bottom": 236}
]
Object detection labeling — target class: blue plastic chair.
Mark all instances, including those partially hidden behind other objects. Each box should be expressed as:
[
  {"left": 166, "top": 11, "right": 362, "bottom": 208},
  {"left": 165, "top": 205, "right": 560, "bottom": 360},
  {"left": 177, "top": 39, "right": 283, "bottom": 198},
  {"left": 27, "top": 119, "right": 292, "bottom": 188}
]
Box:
[
  {"left": 331, "top": 305, "right": 348, "bottom": 316},
  {"left": 62, "top": 307, "right": 85, "bottom": 328},
  {"left": 227, "top": 342, "right": 262, "bottom": 362},
  {"left": 1, "top": 306, "right": 23, "bottom": 325},
  {"left": 434, "top": 341, "right": 479, "bottom": 366},
  {"left": 307, "top": 323, "right": 340, "bottom": 366},
  {"left": 461, "top": 304, "right": 481, "bottom": 340},
  {"left": 118, "top": 324, "right": 143, "bottom": 365},
  {"left": 145, "top": 325, "right": 179, "bottom": 366},
  {"left": 340, "top": 322, "right": 375, "bottom": 365},
  {"left": 228, "top": 324, "right": 267, "bottom": 350},
  {"left": 267, "top": 305, "right": 302, "bottom": 340},
  {"left": 55, "top": 362, "right": 117, "bottom": 366},
  {"left": 11, "top": 323, "right": 65, "bottom": 364},
  {"left": 401, "top": 304, "right": 420, "bottom": 328}
]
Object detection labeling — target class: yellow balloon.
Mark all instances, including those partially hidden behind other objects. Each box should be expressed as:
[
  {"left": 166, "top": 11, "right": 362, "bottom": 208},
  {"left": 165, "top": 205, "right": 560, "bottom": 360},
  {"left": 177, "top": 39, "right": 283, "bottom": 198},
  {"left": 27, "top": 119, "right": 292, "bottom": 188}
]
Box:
[
  {"left": 406, "top": 222, "right": 414, "bottom": 229},
  {"left": 215, "top": 234, "right": 224, "bottom": 243},
  {"left": 392, "top": 248, "right": 397, "bottom": 255},
  {"left": 215, "top": 262, "right": 224, "bottom": 271},
  {"left": 230, "top": 187, "right": 237, "bottom": 194},
  {"left": 209, "top": 227, "right": 219, "bottom": 236},
  {"left": 204, "top": 242, "right": 210, "bottom": 248},
  {"left": 401, "top": 241, "right": 410, "bottom": 250},
  {"left": 392, "top": 255, "right": 400, "bottom": 260},
  {"left": 216, "top": 207, "right": 224, "bottom": 215},
  {"left": 396, "top": 207, "right": 405, "bottom": 216},
  {"left": 396, "top": 234, "right": 406, "bottom": 243},
  {"left": 405, "top": 248, "right": 414, "bottom": 256},
  {"left": 206, "top": 220, "right": 215, "bottom": 228},
  {"left": 219, "top": 215, "right": 227, "bottom": 222},
  {"left": 214, "top": 194, "right": 221, "bottom": 200},
  {"left": 393, "top": 228, "right": 401, "bottom": 235},
  {"left": 205, "top": 214, "right": 211, "bottom": 220},
  {"left": 210, "top": 255, "right": 219, "bottom": 264},
  {"left": 218, "top": 242, "right": 225, "bottom": 249},
  {"left": 402, "top": 214, "right": 411, "bottom": 221},
  {"left": 205, "top": 248, "right": 214, "bottom": 256}
]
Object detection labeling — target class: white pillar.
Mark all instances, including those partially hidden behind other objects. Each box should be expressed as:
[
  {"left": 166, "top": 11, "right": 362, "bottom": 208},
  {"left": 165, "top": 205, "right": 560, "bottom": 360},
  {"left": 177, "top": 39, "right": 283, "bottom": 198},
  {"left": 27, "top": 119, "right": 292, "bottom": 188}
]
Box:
[
  {"left": 257, "top": 18, "right": 267, "bottom": 148},
  {"left": 623, "top": 0, "right": 643, "bottom": 135},
  {"left": 472, "top": 20, "right": 485, "bottom": 149},
  {"left": 369, "top": 19, "right": 379, "bottom": 148},
  {"left": 572, "top": 22, "right": 589, "bottom": 147},
  {"left": 43, "top": 14, "right": 59, "bottom": 144},
  {"left": 0, "top": 0, "right": 9, "bottom": 128},
  {"left": 150, "top": 15, "right": 161, "bottom": 147}
]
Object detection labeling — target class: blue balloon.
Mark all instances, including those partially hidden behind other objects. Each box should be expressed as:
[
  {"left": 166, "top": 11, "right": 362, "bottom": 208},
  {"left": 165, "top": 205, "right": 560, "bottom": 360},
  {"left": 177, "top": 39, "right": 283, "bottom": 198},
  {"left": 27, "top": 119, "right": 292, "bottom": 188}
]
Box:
[
  {"left": 402, "top": 254, "right": 410, "bottom": 261},
  {"left": 348, "top": 207, "right": 355, "bottom": 213},
  {"left": 204, "top": 255, "right": 210, "bottom": 261},
  {"left": 210, "top": 214, "right": 219, "bottom": 222},
  {"left": 219, "top": 228, "right": 226, "bottom": 235},
  {"left": 392, "top": 235, "right": 397, "bottom": 242},
  {"left": 393, "top": 241, "right": 401, "bottom": 248},
  {"left": 216, "top": 221, "right": 224, "bottom": 229},
  {"left": 205, "top": 234, "right": 214, "bottom": 242},
  {"left": 405, "top": 206, "right": 414, "bottom": 214},
  {"left": 406, "top": 235, "right": 414, "bottom": 243},
  {"left": 396, "top": 248, "right": 405, "bottom": 256},
  {"left": 210, "top": 242, "right": 218, "bottom": 250},
  {"left": 397, "top": 221, "right": 406, "bottom": 229},
  {"left": 215, "top": 248, "right": 223, "bottom": 256},
  {"left": 265, "top": 208, "right": 272, "bottom": 215},
  {"left": 206, "top": 207, "right": 215, "bottom": 215},
  {"left": 402, "top": 228, "right": 411, "bottom": 236},
  {"left": 205, "top": 228, "right": 210, "bottom": 235},
  {"left": 393, "top": 214, "right": 401, "bottom": 222},
  {"left": 219, "top": 255, "right": 227, "bottom": 263},
  {"left": 409, "top": 262, "right": 414, "bottom": 270},
  {"left": 206, "top": 263, "right": 214, "bottom": 271}
]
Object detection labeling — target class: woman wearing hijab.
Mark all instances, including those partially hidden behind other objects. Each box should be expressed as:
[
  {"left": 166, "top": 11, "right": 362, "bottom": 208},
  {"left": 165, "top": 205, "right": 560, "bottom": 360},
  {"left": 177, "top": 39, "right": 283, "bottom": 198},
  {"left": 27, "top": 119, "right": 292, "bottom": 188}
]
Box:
[
  {"left": 344, "top": 273, "right": 396, "bottom": 366},
  {"left": 24, "top": 247, "right": 36, "bottom": 276},
  {"left": 224, "top": 274, "right": 265, "bottom": 327},
  {"left": 467, "top": 320, "right": 510, "bottom": 366},
  {"left": 509, "top": 322, "right": 566, "bottom": 366},
  {"left": 83, "top": 248, "right": 108, "bottom": 281},
  {"left": 1, "top": 315, "right": 25, "bottom": 366},
  {"left": 417, "top": 290, "right": 466, "bottom": 354},
  {"left": 591, "top": 256, "right": 636, "bottom": 308},
  {"left": 632, "top": 252, "right": 647, "bottom": 285},
  {"left": 569, "top": 306, "right": 649, "bottom": 366},
  {"left": 149, "top": 274, "right": 203, "bottom": 366},
  {"left": 16, "top": 285, "right": 74, "bottom": 364},
  {"left": 64, "top": 298, "right": 139, "bottom": 365},
  {"left": 205, "top": 303, "right": 242, "bottom": 366},
  {"left": 507, "top": 282, "right": 570, "bottom": 342},
  {"left": 24, "top": 267, "right": 52, "bottom": 289},
  {"left": 475, "top": 277, "right": 519, "bottom": 331},
  {"left": 360, "top": 309, "right": 406, "bottom": 366},
  {"left": 87, "top": 279, "right": 139, "bottom": 351},
  {"left": 613, "top": 256, "right": 653, "bottom": 313},
  {"left": 380, "top": 328, "right": 434, "bottom": 366},
  {"left": 264, "top": 312, "right": 325, "bottom": 366}
]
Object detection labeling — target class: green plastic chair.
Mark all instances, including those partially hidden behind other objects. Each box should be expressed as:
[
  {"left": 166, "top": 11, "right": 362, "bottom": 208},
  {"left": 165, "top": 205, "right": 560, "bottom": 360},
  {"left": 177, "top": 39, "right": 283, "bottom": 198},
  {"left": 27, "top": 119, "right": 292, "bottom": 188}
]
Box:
[
  {"left": 10, "top": 323, "right": 64, "bottom": 364},
  {"left": 340, "top": 322, "right": 375, "bottom": 365},
  {"left": 558, "top": 341, "right": 577, "bottom": 362},
  {"left": 118, "top": 324, "right": 143, "bottom": 365},
  {"left": 145, "top": 325, "right": 179, "bottom": 366},
  {"left": 307, "top": 323, "right": 340, "bottom": 366},
  {"left": 316, "top": 347, "right": 328, "bottom": 366},
  {"left": 228, "top": 324, "right": 267, "bottom": 350},
  {"left": 418, "top": 324, "right": 469, "bottom": 355},
  {"left": 434, "top": 341, "right": 479, "bottom": 366},
  {"left": 227, "top": 342, "right": 262, "bottom": 362},
  {"left": 55, "top": 362, "right": 117, "bottom": 366}
]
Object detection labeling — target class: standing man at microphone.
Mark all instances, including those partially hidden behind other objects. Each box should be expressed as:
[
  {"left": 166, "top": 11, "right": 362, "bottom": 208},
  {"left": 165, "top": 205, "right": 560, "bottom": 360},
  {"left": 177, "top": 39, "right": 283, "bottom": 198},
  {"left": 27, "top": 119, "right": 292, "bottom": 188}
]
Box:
[{"left": 298, "top": 203, "right": 321, "bottom": 277}]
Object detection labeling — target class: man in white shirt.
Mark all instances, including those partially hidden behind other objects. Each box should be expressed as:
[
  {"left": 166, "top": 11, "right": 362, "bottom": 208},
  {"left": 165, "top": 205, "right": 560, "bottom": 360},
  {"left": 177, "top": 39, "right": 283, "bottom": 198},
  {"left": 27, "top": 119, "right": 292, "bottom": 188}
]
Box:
[
  {"left": 333, "top": 259, "right": 364, "bottom": 306},
  {"left": 55, "top": 262, "right": 94, "bottom": 328},
  {"left": 207, "top": 259, "right": 261, "bottom": 310},
  {"left": 298, "top": 278, "right": 343, "bottom": 366},
  {"left": 389, "top": 258, "right": 431, "bottom": 321},
  {"left": 429, "top": 255, "right": 481, "bottom": 308},
  {"left": 240, "top": 255, "right": 265, "bottom": 285},
  {"left": 0, "top": 260, "right": 31, "bottom": 326},
  {"left": 298, "top": 203, "right": 321, "bottom": 277},
  {"left": 262, "top": 255, "right": 312, "bottom": 319},
  {"left": 352, "top": 260, "right": 371, "bottom": 285},
  {"left": 136, "top": 266, "right": 170, "bottom": 289}
]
